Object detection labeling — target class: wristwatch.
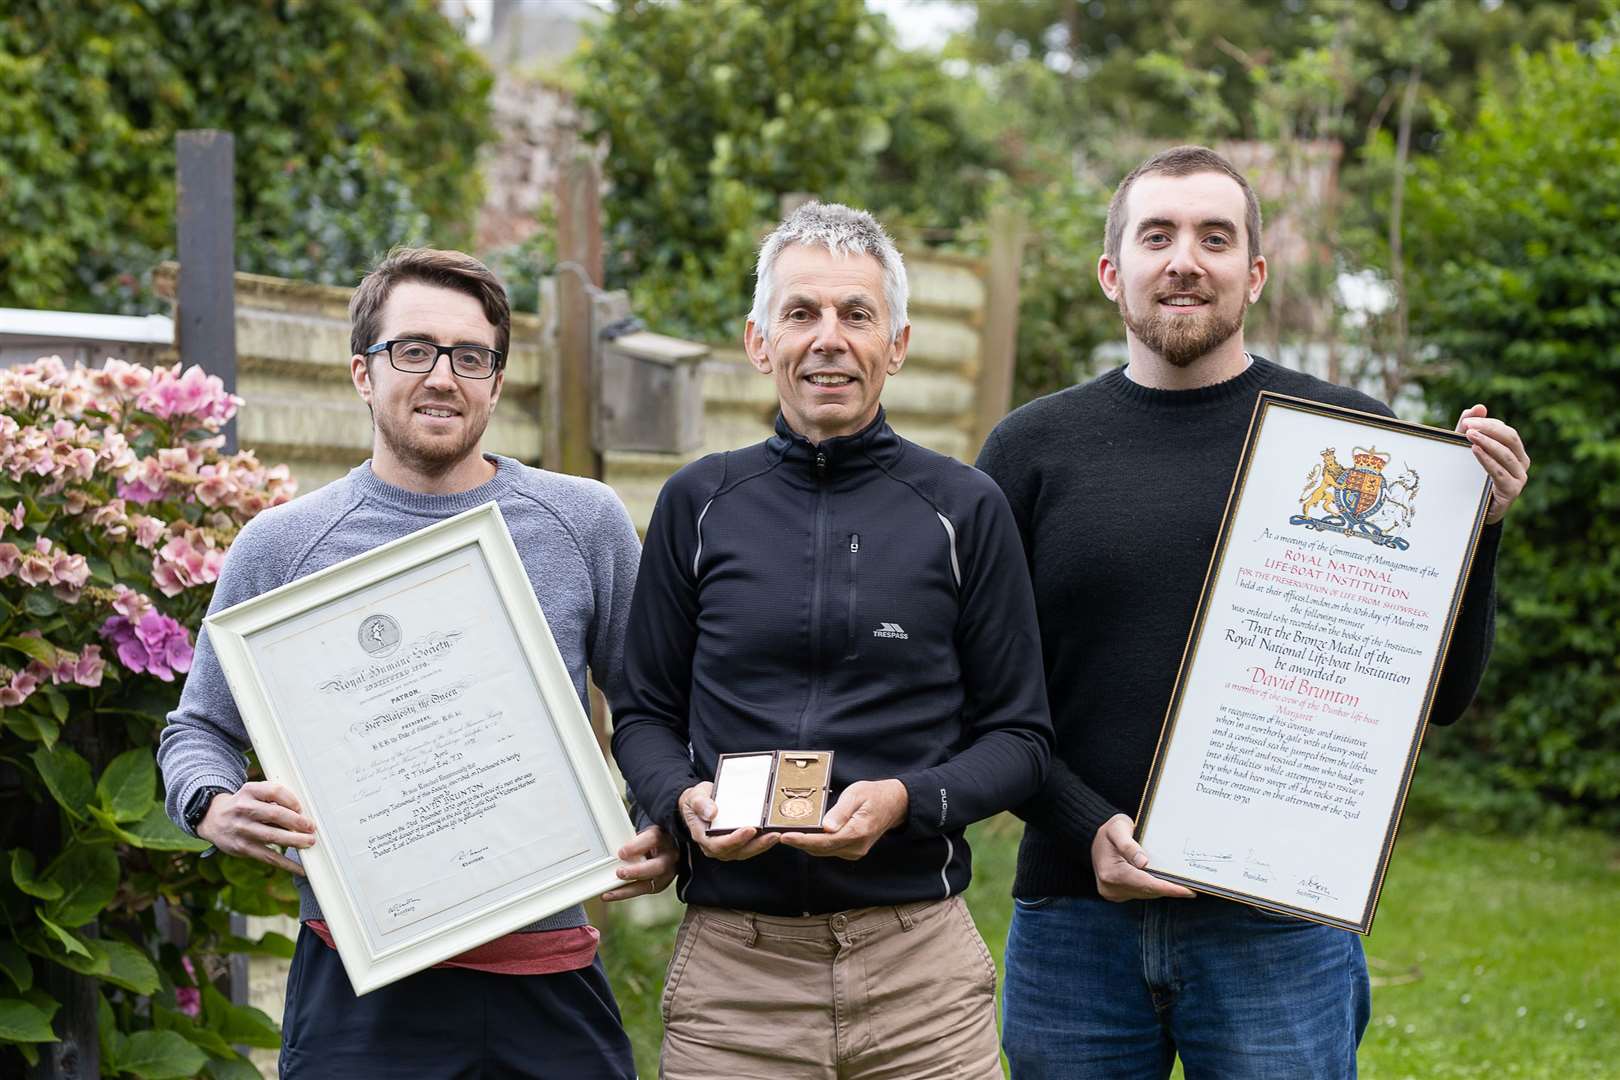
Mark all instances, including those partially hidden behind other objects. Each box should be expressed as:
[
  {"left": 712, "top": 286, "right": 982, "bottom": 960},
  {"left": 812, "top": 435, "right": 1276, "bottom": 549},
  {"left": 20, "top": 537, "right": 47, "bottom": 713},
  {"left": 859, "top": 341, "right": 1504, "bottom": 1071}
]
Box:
[{"left": 183, "top": 785, "right": 230, "bottom": 835}]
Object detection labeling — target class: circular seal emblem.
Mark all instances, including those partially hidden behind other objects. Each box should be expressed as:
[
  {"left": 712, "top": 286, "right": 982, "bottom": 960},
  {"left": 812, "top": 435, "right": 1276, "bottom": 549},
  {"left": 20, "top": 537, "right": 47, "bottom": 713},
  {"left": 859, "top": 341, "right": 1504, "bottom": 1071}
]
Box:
[{"left": 358, "top": 614, "right": 401, "bottom": 659}]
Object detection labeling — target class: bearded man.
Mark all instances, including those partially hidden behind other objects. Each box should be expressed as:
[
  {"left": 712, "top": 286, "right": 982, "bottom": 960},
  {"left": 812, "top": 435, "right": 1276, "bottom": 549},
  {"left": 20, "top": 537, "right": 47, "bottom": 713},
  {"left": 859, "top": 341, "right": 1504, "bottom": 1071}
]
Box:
[
  {"left": 976, "top": 146, "right": 1531, "bottom": 1078},
  {"left": 159, "top": 247, "right": 674, "bottom": 1079}
]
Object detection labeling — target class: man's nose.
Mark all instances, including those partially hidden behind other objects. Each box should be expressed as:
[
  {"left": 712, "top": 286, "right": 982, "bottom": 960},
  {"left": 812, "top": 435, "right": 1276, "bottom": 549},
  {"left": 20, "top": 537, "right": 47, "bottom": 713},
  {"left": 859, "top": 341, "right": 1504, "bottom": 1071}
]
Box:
[
  {"left": 810, "top": 307, "right": 847, "bottom": 352},
  {"left": 1164, "top": 236, "right": 1207, "bottom": 280},
  {"left": 422, "top": 351, "right": 459, "bottom": 389}
]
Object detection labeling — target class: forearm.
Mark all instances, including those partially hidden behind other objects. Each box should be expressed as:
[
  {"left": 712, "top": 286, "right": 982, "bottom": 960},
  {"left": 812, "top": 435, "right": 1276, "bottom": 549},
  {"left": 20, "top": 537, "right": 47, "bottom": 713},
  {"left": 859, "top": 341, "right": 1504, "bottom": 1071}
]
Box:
[
  {"left": 157, "top": 627, "right": 250, "bottom": 833},
  {"left": 1011, "top": 755, "right": 1127, "bottom": 849},
  {"left": 897, "top": 726, "right": 1049, "bottom": 835},
  {"left": 610, "top": 718, "right": 703, "bottom": 835},
  {"left": 1429, "top": 521, "right": 1501, "bottom": 726}
]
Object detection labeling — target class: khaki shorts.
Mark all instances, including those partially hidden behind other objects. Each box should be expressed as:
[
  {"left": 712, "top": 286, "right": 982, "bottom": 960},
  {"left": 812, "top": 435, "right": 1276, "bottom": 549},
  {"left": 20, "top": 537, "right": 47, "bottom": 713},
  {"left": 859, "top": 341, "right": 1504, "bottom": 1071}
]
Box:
[{"left": 659, "top": 895, "right": 1002, "bottom": 1080}]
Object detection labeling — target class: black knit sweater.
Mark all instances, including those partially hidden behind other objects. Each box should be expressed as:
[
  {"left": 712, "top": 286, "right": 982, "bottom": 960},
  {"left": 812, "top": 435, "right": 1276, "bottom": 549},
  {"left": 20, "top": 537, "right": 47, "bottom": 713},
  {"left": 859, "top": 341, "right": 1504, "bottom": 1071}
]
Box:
[{"left": 975, "top": 357, "right": 1500, "bottom": 900}]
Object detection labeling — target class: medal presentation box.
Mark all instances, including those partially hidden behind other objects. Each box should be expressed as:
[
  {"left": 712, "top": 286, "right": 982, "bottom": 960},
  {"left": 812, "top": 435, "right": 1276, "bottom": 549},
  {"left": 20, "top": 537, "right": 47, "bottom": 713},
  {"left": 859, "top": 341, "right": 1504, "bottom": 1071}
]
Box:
[
  {"left": 708, "top": 750, "right": 835, "bottom": 833},
  {"left": 1135, "top": 393, "right": 1493, "bottom": 934}
]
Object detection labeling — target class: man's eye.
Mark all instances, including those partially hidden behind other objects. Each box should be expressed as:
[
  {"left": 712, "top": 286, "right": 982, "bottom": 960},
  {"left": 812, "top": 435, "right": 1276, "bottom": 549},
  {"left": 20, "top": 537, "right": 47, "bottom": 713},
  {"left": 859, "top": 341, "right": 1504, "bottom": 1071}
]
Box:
[
  {"left": 397, "top": 343, "right": 435, "bottom": 361},
  {"left": 1206, "top": 235, "right": 1230, "bottom": 248},
  {"left": 847, "top": 309, "right": 870, "bottom": 322},
  {"left": 787, "top": 309, "right": 812, "bottom": 322},
  {"left": 1143, "top": 233, "right": 1169, "bottom": 245}
]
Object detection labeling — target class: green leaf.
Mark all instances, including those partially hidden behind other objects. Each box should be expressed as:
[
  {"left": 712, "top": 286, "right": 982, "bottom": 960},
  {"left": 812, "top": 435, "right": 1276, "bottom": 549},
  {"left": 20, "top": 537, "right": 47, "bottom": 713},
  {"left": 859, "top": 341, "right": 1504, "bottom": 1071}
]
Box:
[
  {"left": 201, "top": 985, "right": 280, "bottom": 1048},
  {"left": 33, "top": 916, "right": 96, "bottom": 963},
  {"left": 0, "top": 635, "right": 59, "bottom": 666},
  {"left": 153, "top": 1004, "right": 234, "bottom": 1057},
  {"left": 2, "top": 708, "right": 60, "bottom": 748},
  {"left": 41, "top": 684, "right": 69, "bottom": 724},
  {"left": 97, "top": 938, "right": 160, "bottom": 996},
  {"left": 88, "top": 557, "right": 116, "bottom": 587},
  {"left": 118, "top": 805, "right": 210, "bottom": 853},
  {"left": 98, "top": 992, "right": 124, "bottom": 1069},
  {"left": 114, "top": 1029, "right": 209, "bottom": 1080},
  {"left": 206, "top": 1055, "right": 262, "bottom": 1080},
  {"left": 1, "top": 705, "right": 59, "bottom": 748},
  {"left": 97, "top": 748, "right": 157, "bottom": 824},
  {"left": 43, "top": 842, "right": 119, "bottom": 927},
  {"left": 22, "top": 591, "right": 59, "bottom": 617},
  {"left": 0, "top": 996, "right": 58, "bottom": 1042},
  {"left": 214, "top": 930, "right": 295, "bottom": 960},
  {"left": 29, "top": 745, "right": 94, "bottom": 821},
  {"left": 0, "top": 942, "right": 32, "bottom": 993},
  {"left": 9, "top": 849, "right": 64, "bottom": 901}
]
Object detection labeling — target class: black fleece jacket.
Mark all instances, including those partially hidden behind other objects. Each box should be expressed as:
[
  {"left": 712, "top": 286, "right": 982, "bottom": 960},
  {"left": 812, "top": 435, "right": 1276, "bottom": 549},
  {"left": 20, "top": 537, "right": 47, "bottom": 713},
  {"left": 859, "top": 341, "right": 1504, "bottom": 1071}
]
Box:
[
  {"left": 976, "top": 358, "right": 1500, "bottom": 901},
  {"left": 611, "top": 409, "right": 1053, "bottom": 916}
]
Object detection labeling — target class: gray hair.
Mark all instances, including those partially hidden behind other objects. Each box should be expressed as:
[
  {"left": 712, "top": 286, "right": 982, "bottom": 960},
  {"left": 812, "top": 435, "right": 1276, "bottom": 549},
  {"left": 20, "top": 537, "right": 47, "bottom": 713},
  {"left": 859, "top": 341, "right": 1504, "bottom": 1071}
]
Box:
[{"left": 749, "top": 201, "right": 910, "bottom": 342}]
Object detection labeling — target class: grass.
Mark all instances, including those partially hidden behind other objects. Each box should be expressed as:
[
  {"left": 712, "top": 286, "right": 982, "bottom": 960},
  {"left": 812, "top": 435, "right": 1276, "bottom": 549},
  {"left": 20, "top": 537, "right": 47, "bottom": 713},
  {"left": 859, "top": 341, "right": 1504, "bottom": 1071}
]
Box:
[{"left": 598, "top": 816, "right": 1619, "bottom": 1078}]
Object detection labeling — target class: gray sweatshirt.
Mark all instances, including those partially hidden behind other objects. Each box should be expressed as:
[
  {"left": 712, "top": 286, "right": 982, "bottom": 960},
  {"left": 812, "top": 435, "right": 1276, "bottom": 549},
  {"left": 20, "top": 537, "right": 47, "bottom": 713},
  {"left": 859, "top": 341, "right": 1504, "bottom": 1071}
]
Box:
[{"left": 157, "top": 455, "right": 641, "bottom": 931}]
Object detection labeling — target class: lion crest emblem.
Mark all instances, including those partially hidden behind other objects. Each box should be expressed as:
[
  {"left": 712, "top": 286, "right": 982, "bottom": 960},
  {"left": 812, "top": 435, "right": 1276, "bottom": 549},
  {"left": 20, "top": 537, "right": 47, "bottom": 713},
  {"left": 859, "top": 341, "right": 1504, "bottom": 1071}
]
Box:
[{"left": 1290, "top": 445, "right": 1419, "bottom": 550}]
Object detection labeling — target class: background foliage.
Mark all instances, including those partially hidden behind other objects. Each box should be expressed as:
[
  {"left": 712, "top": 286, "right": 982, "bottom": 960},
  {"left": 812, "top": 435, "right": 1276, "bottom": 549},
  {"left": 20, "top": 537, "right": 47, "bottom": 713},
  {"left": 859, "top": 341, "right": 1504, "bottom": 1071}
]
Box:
[
  {"left": 1398, "top": 41, "right": 1620, "bottom": 825},
  {"left": 574, "top": 0, "right": 1000, "bottom": 341},
  {"left": 0, "top": 0, "right": 491, "bottom": 313},
  {"left": 0, "top": 358, "right": 299, "bottom": 1077}
]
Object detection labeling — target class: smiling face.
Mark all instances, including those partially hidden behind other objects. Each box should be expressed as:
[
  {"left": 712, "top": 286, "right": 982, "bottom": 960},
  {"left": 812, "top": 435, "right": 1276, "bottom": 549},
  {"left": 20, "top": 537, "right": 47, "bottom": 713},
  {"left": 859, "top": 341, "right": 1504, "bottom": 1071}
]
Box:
[
  {"left": 745, "top": 244, "right": 909, "bottom": 445},
  {"left": 1099, "top": 170, "right": 1267, "bottom": 373},
  {"left": 349, "top": 280, "right": 503, "bottom": 492}
]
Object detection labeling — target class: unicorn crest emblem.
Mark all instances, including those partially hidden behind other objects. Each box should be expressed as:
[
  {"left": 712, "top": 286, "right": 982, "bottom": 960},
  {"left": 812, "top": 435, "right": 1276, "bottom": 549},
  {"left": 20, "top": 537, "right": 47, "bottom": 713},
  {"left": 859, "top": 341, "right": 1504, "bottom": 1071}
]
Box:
[{"left": 1290, "top": 445, "right": 1419, "bottom": 550}]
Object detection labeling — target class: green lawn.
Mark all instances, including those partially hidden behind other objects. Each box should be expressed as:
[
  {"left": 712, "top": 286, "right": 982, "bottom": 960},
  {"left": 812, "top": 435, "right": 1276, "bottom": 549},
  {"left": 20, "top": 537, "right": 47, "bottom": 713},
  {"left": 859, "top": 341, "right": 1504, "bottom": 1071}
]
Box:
[{"left": 599, "top": 817, "right": 1619, "bottom": 1078}]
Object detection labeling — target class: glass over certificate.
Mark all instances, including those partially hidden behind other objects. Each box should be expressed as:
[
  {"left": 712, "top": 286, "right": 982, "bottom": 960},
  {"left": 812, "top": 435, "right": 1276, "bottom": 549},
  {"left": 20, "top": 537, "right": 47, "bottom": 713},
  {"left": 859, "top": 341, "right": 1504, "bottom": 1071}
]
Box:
[
  {"left": 1136, "top": 393, "right": 1493, "bottom": 933},
  {"left": 206, "top": 502, "right": 633, "bottom": 993}
]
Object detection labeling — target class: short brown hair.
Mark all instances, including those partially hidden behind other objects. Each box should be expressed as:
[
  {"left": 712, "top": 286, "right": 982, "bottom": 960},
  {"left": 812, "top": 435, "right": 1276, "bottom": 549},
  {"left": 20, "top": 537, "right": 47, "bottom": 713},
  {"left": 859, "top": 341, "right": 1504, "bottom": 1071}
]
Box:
[
  {"left": 1104, "top": 145, "right": 1263, "bottom": 264},
  {"left": 349, "top": 247, "right": 511, "bottom": 359}
]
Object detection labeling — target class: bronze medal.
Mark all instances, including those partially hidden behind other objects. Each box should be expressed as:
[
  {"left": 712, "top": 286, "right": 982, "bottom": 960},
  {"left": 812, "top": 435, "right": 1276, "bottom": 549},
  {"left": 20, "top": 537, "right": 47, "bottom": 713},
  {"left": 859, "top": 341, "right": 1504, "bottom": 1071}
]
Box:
[{"left": 778, "top": 786, "right": 815, "bottom": 821}]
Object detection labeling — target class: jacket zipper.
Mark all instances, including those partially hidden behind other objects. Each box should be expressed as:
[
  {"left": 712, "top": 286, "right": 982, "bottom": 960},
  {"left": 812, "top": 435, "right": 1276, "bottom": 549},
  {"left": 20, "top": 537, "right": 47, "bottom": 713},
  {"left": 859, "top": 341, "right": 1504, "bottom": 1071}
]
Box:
[
  {"left": 844, "top": 533, "right": 860, "bottom": 659},
  {"left": 798, "top": 449, "right": 830, "bottom": 915}
]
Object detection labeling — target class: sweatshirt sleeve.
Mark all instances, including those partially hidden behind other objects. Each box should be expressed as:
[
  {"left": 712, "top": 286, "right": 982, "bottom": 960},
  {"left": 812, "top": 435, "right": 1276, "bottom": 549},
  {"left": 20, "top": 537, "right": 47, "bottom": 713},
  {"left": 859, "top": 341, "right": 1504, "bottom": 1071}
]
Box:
[
  {"left": 894, "top": 477, "right": 1053, "bottom": 834},
  {"left": 581, "top": 482, "right": 644, "bottom": 711},
  {"left": 157, "top": 517, "right": 278, "bottom": 834},
  {"left": 608, "top": 472, "right": 709, "bottom": 836}
]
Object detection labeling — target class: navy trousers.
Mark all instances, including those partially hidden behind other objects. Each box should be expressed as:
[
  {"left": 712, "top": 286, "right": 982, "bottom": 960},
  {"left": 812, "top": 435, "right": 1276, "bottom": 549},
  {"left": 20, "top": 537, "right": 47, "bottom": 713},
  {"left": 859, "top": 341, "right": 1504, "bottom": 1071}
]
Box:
[{"left": 278, "top": 926, "right": 637, "bottom": 1079}]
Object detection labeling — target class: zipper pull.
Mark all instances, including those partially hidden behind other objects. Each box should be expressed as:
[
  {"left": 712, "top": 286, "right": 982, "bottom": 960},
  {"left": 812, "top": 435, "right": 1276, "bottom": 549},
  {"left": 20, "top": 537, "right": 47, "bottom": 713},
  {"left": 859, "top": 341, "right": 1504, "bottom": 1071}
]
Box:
[
  {"left": 815, "top": 450, "right": 827, "bottom": 477},
  {"left": 850, "top": 533, "right": 860, "bottom": 553}
]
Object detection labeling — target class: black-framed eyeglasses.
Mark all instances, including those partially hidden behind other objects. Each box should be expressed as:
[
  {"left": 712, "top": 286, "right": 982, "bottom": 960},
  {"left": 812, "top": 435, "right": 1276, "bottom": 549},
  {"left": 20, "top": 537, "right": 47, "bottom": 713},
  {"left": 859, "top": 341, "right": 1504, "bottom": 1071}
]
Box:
[{"left": 364, "top": 339, "right": 504, "bottom": 379}]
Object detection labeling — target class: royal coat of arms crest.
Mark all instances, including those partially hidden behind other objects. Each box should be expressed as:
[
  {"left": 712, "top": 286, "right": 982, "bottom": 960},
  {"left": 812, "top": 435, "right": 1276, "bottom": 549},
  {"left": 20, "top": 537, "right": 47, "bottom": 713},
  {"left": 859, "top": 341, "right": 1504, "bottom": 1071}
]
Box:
[{"left": 1290, "top": 445, "right": 1420, "bottom": 549}]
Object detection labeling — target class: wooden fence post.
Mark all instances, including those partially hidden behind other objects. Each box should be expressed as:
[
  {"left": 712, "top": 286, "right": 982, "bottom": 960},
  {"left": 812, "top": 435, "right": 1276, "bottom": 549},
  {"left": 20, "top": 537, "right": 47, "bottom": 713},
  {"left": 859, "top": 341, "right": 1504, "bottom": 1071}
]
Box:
[
  {"left": 176, "top": 130, "right": 238, "bottom": 453},
  {"left": 553, "top": 154, "right": 603, "bottom": 480},
  {"left": 972, "top": 203, "right": 1027, "bottom": 457}
]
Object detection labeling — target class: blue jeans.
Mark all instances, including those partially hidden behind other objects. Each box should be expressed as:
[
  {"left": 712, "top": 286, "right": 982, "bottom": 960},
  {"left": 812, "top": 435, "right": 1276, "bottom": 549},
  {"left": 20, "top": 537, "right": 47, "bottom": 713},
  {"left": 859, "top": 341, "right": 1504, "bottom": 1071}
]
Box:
[{"left": 1002, "top": 894, "right": 1370, "bottom": 1079}]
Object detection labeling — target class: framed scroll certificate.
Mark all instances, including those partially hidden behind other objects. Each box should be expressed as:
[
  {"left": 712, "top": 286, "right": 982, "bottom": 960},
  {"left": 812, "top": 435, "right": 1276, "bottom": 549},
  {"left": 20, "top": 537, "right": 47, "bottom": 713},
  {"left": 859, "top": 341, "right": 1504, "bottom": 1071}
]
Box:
[
  {"left": 206, "top": 502, "right": 633, "bottom": 993},
  {"left": 1136, "top": 393, "right": 1493, "bottom": 933}
]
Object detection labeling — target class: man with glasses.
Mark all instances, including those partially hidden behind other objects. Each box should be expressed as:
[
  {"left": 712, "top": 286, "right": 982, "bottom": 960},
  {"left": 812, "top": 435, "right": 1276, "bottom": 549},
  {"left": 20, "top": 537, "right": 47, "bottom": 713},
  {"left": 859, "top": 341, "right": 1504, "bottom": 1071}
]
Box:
[{"left": 158, "top": 247, "right": 674, "bottom": 1078}]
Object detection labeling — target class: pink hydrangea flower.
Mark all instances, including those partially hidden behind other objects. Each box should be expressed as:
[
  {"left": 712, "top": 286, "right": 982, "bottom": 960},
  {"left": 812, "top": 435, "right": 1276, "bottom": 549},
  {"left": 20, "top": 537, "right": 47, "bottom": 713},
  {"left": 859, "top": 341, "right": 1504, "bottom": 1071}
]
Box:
[
  {"left": 176, "top": 956, "right": 202, "bottom": 1017},
  {"left": 151, "top": 530, "right": 224, "bottom": 596},
  {"left": 0, "top": 543, "right": 18, "bottom": 578},
  {"left": 0, "top": 666, "right": 39, "bottom": 708},
  {"left": 99, "top": 611, "right": 193, "bottom": 682}
]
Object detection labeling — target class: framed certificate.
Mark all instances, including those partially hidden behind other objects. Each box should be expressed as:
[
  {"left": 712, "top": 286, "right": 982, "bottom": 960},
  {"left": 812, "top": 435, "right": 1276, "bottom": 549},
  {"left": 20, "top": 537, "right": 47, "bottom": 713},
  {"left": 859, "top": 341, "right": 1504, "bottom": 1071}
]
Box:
[
  {"left": 206, "top": 502, "right": 634, "bottom": 993},
  {"left": 1136, "top": 393, "right": 1493, "bottom": 933}
]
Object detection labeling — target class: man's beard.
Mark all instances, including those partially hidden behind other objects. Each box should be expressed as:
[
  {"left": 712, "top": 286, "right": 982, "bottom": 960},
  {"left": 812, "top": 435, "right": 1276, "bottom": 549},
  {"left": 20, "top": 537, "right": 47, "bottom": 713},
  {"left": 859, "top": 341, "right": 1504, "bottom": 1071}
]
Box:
[
  {"left": 1118, "top": 283, "right": 1247, "bottom": 368},
  {"left": 374, "top": 403, "right": 487, "bottom": 478}
]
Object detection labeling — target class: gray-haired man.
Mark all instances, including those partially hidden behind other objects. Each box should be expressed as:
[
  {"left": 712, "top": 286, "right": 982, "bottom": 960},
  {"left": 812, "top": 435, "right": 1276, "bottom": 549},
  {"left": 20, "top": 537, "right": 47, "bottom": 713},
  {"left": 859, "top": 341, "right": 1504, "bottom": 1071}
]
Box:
[{"left": 611, "top": 202, "right": 1053, "bottom": 1077}]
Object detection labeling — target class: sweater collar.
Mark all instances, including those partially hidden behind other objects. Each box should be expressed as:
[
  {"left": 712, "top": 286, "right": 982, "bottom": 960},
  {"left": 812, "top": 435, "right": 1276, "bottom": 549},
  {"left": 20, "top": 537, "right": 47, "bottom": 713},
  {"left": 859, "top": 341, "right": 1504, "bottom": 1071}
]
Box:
[
  {"left": 769, "top": 408, "right": 897, "bottom": 477},
  {"left": 350, "top": 453, "right": 519, "bottom": 516},
  {"left": 1100, "top": 354, "right": 1277, "bottom": 410}
]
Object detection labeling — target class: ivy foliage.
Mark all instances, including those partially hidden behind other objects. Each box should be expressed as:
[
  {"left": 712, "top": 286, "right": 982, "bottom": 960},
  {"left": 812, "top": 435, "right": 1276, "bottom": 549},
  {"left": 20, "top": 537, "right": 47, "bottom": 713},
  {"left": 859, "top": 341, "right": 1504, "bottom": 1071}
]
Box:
[
  {"left": 0, "top": 0, "right": 492, "bottom": 313},
  {"left": 573, "top": 0, "right": 1001, "bottom": 342},
  {"left": 1403, "top": 39, "right": 1620, "bottom": 822}
]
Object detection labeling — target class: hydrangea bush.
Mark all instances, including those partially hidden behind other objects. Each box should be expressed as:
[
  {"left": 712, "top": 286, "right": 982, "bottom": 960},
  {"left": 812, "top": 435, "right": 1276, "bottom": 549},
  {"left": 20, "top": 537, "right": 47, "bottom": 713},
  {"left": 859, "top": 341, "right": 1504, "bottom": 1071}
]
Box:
[{"left": 1, "top": 356, "right": 301, "bottom": 1078}]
